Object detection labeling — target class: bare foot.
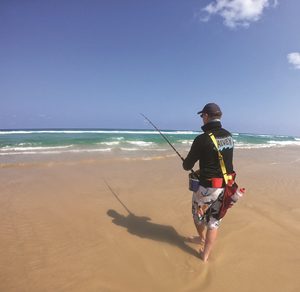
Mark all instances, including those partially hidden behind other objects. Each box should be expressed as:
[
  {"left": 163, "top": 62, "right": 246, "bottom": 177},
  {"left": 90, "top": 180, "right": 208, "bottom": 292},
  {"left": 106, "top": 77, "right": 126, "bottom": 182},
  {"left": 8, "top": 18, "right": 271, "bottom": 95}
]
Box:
[
  {"left": 199, "top": 250, "right": 208, "bottom": 262},
  {"left": 186, "top": 236, "right": 205, "bottom": 244}
]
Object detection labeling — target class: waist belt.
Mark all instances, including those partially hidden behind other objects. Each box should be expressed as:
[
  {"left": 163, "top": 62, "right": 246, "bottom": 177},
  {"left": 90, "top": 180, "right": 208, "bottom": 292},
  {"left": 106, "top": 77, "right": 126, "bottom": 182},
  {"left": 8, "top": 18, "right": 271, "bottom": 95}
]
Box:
[
  {"left": 199, "top": 175, "right": 235, "bottom": 188},
  {"left": 200, "top": 177, "right": 223, "bottom": 188}
]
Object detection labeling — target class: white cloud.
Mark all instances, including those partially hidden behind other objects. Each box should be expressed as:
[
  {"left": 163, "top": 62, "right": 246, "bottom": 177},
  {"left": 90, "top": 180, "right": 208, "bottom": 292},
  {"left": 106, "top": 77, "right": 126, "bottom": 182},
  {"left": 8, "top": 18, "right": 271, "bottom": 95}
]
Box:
[
  {"left": 202, "top": 0, "right": 278, "bottom": 28},
  {"left": 287, "top": 52, "right": 300, "bottom": 69}
]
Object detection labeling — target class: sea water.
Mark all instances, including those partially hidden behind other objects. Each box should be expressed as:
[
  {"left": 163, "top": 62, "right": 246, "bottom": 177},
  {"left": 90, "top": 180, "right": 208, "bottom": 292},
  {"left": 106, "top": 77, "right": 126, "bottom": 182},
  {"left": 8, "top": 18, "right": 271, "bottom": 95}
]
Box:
[{"left": 0, "top": 129, "right": 300, "bottom": 163}]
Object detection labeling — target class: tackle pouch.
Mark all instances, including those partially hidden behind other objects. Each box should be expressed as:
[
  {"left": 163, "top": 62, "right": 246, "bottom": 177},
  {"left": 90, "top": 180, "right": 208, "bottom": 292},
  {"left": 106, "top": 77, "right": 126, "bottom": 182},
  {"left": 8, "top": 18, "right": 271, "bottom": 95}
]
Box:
[
  {"left": 188, "top": 171, "right": 200, "bottom": 192},
  {"left": 218, "top": 182, "right": 238, "bottom": 219}
]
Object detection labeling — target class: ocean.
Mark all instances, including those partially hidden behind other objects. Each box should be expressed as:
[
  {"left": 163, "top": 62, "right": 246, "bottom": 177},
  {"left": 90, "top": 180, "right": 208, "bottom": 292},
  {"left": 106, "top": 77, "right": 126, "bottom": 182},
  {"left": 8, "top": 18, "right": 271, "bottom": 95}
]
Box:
[{"left": 1, "top": 129, "right": 300, "bottom": 161}]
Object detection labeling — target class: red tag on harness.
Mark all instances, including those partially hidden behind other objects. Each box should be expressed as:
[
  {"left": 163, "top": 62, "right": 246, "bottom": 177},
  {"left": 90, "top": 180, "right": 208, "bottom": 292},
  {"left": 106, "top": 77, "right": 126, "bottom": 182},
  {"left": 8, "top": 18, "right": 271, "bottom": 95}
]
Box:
[{"left": 211, "top": 177, "right": 223, "bottom": 188}]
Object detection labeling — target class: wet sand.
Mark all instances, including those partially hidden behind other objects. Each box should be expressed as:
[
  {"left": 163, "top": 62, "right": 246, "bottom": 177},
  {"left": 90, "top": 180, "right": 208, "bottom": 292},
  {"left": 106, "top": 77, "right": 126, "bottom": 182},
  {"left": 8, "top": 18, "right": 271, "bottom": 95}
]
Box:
[{"left": 0, "top": 147, "right": 300, "bottom": 291}]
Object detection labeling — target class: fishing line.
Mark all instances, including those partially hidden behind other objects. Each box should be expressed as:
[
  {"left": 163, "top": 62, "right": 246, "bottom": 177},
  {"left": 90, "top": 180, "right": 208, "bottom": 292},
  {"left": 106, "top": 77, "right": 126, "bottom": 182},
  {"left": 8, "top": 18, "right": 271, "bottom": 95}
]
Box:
[{"left": 140, "top": 113, "right": 200, "bottom": 180}]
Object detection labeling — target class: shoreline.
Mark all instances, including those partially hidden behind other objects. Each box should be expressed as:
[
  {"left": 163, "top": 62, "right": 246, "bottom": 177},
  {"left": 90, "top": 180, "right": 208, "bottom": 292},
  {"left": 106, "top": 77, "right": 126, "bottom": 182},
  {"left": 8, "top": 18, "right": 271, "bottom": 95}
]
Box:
[{"left": 1, "top": 145, "right": 300, "bottom": 167}]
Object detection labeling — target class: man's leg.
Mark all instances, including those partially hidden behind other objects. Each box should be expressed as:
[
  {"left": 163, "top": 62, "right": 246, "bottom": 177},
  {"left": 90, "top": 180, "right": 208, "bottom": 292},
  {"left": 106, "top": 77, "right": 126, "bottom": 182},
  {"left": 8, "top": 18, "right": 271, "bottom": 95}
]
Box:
[
  {"left": 200, "top": 227, "right": 218, "bottom": 262},
  {"left": 187, "top": 220, "right": 206, "bottom": 243},
  {"left": 188, "top": 203, "right": 207, "bottom": 244},
  {"left": 195, "top": 221, "right": 206, "bottom": 242}
]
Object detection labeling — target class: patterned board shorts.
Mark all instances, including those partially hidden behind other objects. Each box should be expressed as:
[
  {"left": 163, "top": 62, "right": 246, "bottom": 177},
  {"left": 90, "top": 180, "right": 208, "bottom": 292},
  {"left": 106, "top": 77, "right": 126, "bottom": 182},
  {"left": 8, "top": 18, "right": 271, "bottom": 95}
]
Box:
[{"left": 192, "top": 185, "right": 225, "bottom": 229}]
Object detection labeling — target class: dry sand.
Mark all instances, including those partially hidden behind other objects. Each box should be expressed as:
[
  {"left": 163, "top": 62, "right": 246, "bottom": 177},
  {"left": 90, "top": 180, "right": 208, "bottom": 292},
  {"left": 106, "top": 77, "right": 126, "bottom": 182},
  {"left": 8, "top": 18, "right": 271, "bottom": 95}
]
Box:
[{"left": 0, "top": 148, "right": 300, "bottom": 292}]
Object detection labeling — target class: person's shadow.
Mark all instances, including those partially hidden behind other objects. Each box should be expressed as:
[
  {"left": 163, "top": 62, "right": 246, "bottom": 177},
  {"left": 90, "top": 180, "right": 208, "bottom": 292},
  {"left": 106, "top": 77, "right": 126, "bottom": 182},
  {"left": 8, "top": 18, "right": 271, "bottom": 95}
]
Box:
[{"left": 107, "top": 209, "right": 199, "bottom": 258}]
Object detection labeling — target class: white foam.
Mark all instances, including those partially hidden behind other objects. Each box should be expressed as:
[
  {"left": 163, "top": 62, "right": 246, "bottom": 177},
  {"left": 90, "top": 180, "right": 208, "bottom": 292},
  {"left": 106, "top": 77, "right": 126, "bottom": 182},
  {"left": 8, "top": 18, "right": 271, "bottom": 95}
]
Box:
[
  {"left": 0, "top": 151, "right": 62, "bottom": 155},
  {"left": 275, "top": 135, "right": 291, "bottom": 138},
  {"left": 137, "top": 148, "right": 169, "bottom": 152},
  {"left": 234, "top": 143, "right": 274, "bottom": 149},
  {"left": 165, "top": 131, "right": 199, "bottom": 135},
  {"left": 0, "top": 130, "right": 199, "bottom": 135},
  {"left": 98, "top": 141, "right": 120, "bottom": 146},
  {"left": 68, "top": 148, "right": 112, "bottom": 153},
  {"left": 242, "top": 133, "right": 273, "bottom": 138},
  {"left": 127, "top": 141, "right": 154, "bottom": 146},
  {"left": 0, "top": 131, "right": 36, "bottom": 135},
  {"left": 0, "top": 147, "right": 112, "bottom": 156},
  {"left": 234, "top": 140, "right": 300, "bottom": 149},
  {"left": 180, "top": 140, "right": 193, "bottom": 145},
  {"left": 0, "top": 130, "right": 106, "bottom": 134},
  {"left": 120, "top": 147, "right": 139, "bottom": 151},
  {"left": 0, "top": 145, "right": 73, "bottom": 151},
  {"left": 267, "top": 140, "right": 300, "bottom": 146}
]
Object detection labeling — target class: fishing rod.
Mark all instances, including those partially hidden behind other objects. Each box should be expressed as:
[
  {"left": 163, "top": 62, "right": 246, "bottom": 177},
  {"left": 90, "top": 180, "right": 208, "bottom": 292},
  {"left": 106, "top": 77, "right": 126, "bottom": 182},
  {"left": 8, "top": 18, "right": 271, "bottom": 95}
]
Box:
[
  {"left": 140, "top": 113, "right": 200, "bottom": 180},
  {"left": 140, "top": 113, "right": 185, "bottom": 161}
]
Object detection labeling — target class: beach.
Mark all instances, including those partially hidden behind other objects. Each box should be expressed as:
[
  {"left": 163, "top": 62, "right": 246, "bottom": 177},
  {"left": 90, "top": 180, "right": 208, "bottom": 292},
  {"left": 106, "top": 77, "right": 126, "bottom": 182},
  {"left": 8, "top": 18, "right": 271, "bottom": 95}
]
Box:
[{"left": 0, "top": 147, "right": 300, "bottom": 292}]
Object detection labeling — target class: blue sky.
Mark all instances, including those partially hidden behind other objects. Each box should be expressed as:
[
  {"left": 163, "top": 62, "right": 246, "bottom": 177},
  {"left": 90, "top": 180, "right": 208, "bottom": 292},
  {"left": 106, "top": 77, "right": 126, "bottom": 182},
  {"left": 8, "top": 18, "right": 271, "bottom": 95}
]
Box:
[{"left": 1, "top": 0, "right": 300, "bottom": 136}]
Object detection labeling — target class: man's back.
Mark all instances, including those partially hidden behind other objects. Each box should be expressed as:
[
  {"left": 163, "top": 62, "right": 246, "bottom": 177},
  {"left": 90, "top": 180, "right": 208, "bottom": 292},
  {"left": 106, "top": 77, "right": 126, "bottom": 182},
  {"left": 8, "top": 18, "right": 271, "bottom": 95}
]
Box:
[{"left": 183, "top": 120, "right": 234, "bottom": 180}]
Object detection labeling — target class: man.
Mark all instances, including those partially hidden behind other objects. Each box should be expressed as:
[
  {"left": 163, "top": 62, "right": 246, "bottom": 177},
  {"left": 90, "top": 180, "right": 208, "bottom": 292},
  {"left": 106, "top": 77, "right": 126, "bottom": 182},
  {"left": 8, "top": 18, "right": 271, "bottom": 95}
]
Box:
[{"left": 183, "top": 103, "right": 234, "bottom": 262}]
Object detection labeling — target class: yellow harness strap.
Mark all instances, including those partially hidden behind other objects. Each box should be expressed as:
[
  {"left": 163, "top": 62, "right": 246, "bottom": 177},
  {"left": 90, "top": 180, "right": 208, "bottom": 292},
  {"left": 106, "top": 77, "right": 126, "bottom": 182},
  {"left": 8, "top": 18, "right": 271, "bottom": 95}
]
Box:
[{"left": 208, "top": 133, "right": 232, "bottom": 185}]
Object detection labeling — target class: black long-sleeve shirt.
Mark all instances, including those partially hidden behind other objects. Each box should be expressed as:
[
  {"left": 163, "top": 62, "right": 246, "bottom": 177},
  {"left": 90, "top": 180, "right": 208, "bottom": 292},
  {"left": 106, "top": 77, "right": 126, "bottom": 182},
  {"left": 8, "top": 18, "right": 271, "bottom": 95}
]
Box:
[{"left": 183, "top": 121, "right": 234, "bottom": 182}]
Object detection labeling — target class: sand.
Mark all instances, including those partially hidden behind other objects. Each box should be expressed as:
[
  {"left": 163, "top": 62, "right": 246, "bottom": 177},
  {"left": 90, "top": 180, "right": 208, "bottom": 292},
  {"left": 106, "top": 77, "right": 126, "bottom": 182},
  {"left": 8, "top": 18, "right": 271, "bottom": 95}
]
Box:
[{"left": 0, "top": 147, "right": 300, "bottom": 292}]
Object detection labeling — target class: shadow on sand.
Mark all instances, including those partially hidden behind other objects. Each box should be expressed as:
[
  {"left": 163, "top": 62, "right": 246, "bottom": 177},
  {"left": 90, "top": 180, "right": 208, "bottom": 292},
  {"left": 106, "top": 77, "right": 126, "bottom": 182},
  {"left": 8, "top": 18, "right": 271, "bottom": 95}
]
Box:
[
  {"left": 107, "top": 209, "right": 199, "bottom": 258},
  {"left": 104, "top": 179, "right": 198, "bottom": 257}
]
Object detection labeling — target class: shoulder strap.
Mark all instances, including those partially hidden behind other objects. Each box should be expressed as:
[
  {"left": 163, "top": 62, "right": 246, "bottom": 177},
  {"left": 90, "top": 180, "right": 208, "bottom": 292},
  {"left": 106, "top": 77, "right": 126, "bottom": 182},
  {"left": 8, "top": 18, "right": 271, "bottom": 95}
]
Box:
[{"left": 208, "top": 132, "right": 231, "bottom": 185}]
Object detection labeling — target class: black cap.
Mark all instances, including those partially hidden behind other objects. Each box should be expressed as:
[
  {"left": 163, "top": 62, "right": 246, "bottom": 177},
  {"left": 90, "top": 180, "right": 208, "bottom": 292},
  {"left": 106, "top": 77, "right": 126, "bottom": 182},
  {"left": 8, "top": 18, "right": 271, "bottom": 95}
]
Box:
[{"left": 197, "top": 103, "right": 222, "bottom": 116}]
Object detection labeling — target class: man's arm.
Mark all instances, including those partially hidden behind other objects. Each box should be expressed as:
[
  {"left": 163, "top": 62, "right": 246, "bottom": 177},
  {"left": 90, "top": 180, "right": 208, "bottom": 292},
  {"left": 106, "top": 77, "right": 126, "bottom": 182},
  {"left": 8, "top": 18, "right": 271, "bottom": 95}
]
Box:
[{"left": 182, "top": 137, "right": 201, "bottom": 171}]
